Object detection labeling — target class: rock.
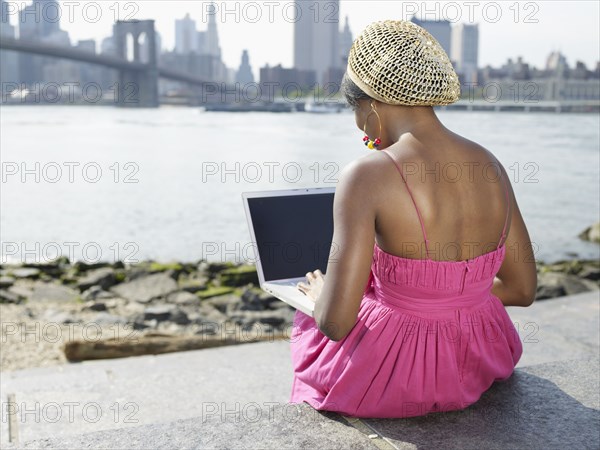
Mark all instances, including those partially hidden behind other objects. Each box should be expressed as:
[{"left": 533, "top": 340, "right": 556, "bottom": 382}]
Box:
[
  {"left": 29, "top": 281, "right": 80, "bottom": 303},
  {"left": 239, "top": 288, "right": 279, "bottom": 311},
  {"left": 83, "top": 301, "right": 107, "bottom": 312},
  {"left": 170, "top": 309, "right": 191, "bottom": 325},
  {"left": 148, "top": 262, "right": 184, "bottom": 275},
  {"left": 204, "top": 294, "right": 241, "bottom": 313},
  {"left": 162, "top": 322, "right": 187, "bottom": 334},
  {"left": 49, "top": 255, "right": 70, "bottom": 266},
  {"left": 536, "top": 283, "right": 566, "bottom": 300},
  {"left": 580, "top": 266, "right": 600, "bottom": 281},
  {"left": 81, "top": 285, "right": 116, "bottom": 302},
  {"left": 140, "top": 305, "right": 190, "bottom": 325},
  {"left": 197, "top": 259, "right": 210, "bottom": 275},
  {"left": 167, "top": 291, "right": 199, "bottom": 305},
  {"left": 218, "top": 265, "right": 259, "bottom": 287},
  {"left": 110, "top": 273, "right": 178, "bottom": 303},
  {"left": 125, "top": 267, "right": 153, "bottom": 282},
  {"left": 179, "top": 277, "right": 208, "bottom": 293},
  {"left": 77, "top": 267, "right": 116, "bottom": 291},
  {"left": 543, "top": 260, "right": 584, "bottom": 275},
  {"left": 131, "top": 321, "right": 149, "bottom": 330},
  {"left": 123, "top": 301, "right": 145, "bottom": 316},
  {"left": 536, "top": 272, "right": 592, "bottom": 300},
  {"left": 206, "top": 261, "right": 234, "bottom": 276},
  {"left": 196, "top": 286, "right": 235, "bottom": 300},
  {"left": 59, "top": 268, "right": 79, "bottom": 284},
  {"left": 23, "top": 261, "right": 63, "bottom": 276},
  {"left": 228, "top": 309, "right": 294, "bottom": 328},
  {"left": 579, "top": 222, "right": 600, "bottom": 243},
  {"left": 11, "top": 268, "right": 41, "bottom": 279},
  {"left": 104, "top": 299, "right": 119, "bottom": 309},
  {"left": 270, "top": 300, "right": 295, "bottom": 311},
  {"left": 0, "top": 276, "right": 15, "bottom": 288},
  {"left": 0, "top": 289, "right": 23, "bottom": 304},
  {"left": 560, "top": 276, "right": 592, "bottom": 296},
  {"left": 8, "top": 282, "right": 34, "bottom": 299},
  {"left": 188, "top": 304, "right": 228, "bottom": 325},
  {"left": 42, "top": 308, "right": 79, "bottom": 324},
  {"left": 239, "top": 289, "right": 263, "bottom": 311},
  {"left": 143, "top": 305, "right": 174, "bottom": 322},
  {"left": 91, "top": 312, "right": 127, "bottom": 326},
  {"left": 73, "top": 261, "right": 111, "bottom": 273}
]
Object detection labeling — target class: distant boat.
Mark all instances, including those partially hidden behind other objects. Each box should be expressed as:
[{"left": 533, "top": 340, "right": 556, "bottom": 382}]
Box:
[{"left": 304, "top": 101, "right": 345, "bottom": 114}]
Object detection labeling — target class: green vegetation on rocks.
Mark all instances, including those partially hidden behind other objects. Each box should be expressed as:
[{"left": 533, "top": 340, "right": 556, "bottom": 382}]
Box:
[
  {"left": 196, "top": 286, "right": 235, "bottom": 300},
  {"left": 218, "top": 265, "right": 259, "bottom": 287},
  {"left": 149, "top": 262, "right": 184, "bottom": 273}
]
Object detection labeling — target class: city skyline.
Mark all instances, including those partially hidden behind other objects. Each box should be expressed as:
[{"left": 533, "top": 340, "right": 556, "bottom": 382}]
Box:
[{"left": 1, "top": 1, "right": 598, "bottom": 82}]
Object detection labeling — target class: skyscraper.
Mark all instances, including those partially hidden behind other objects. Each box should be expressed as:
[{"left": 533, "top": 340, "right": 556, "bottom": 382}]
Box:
[
  {"left": 339, "top": 15, "right": 353, "bottom": 67},
  {"left": 171, "top": 9, "right": 227, "bottom": 83},
  {"left": 293, "top": 0, "right": 340, "bottom": 85},
  {"left": 410, "top": 17, "right": 452, "bottom": 58},
  {"left": 175, "top": 13, "right": 198, "bottom": 54},
  {"left": 17, "top": 0, "right": 61, "bottom": 39},
  {"left": 38, "top": 0, "right": 61, "bottom": 38},
  {"left": 546, "top": 51, "right": 568, "bottom": 72},
  {"left": 197, "top": 31, "right": 206, "bottom": 54},
  {"left": 451, "top": 23, "right": 479, "bottom": 84},
  {"left": 236, "top": 50, "right": 254, "bottom": 84},
  {"left": 205, "top": 2, "right": 221, "bottom": 58},
  {"left": 18, "top": 0, "right": 66, "bottom": 85}
]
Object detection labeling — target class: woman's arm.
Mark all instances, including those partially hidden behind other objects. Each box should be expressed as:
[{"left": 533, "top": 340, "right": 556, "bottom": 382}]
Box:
[
  {"left": 491, "top": 165, "right": 538, "bottom": 307},
  {"left": 313, "top": 157, "right": 378, "bottom": 341}
]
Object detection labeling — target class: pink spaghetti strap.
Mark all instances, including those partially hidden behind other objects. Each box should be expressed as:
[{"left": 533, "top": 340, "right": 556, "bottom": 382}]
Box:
[
  {"left": 380, "top": 150, "right": 431, "bottom": 259},
  {"left": 498, "top": 167, "right": 511, "bottom": 249}
]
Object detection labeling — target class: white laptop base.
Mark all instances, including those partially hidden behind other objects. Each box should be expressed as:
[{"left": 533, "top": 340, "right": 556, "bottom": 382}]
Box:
[{"left": 262, "top": 278, "right": 315, "bottom": 317}]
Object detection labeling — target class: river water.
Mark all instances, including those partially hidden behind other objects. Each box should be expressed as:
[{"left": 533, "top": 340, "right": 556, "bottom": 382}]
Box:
[{"left": 1, "top": 106, "right": 598, "bottom": 264}]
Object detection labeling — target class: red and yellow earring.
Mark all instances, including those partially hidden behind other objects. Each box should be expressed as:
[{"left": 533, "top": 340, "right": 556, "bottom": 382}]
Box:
[{"left": 362, "top": 102, "right": 382, "bottom": 150}]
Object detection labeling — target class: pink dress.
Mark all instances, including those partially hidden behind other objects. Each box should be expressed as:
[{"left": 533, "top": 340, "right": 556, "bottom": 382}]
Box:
[{"left": 289, "top": 150, "right": 523, "bottom": 419}]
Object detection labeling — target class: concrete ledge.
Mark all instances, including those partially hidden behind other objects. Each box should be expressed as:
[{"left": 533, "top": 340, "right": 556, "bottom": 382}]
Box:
[
  {"left": 5, "top": 403, "right": 381, "bottom": 450},
  {"left": 510, "top": 291, "right": 599, "bottom": 367},
  {"left": 2, "top": 292, "right": 598, "bottom": 448},
  {"left": 5, "top": 358, "right": 599, "bottom": 449},
  {"left": 363, "top": 357, "right": 600, "bottom": 449},
  {"left": 1, "top": 339, "right": 294, "bottom": 444}
]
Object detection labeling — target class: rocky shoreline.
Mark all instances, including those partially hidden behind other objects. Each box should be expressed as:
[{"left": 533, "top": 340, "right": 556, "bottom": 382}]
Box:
[{"left": 1, "top": 255, "right": 599, "bottom": 372}]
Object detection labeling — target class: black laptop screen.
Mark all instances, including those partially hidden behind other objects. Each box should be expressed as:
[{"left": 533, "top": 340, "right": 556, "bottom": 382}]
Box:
[{"left": 247, "top": 192, "right": 335, "bottom": 281}]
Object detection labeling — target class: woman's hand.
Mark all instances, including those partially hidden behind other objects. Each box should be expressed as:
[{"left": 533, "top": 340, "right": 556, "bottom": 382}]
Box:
[{"left": 296, "top": 269, "right": 325, "bottom": 302}]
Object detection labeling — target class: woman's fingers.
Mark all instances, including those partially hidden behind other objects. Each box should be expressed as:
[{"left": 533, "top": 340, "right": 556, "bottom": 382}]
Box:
[{"left": 306, "top": 269, "right": 324, "bottom": 280}]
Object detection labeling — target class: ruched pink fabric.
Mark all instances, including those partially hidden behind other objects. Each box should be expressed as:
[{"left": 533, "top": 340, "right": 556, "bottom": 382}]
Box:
[{"left": 289, "top": 150, "right": 523, "bottom": 419}]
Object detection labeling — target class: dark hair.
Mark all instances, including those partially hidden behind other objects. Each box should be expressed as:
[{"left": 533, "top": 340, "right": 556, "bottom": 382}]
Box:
[{"left": 340, "top": 72, "right": 372, "bottom": 110}]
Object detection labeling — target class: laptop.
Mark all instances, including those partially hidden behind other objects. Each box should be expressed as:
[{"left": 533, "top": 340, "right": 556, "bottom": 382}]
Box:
[{"left": 241, "top": 187, "right": 335, "bottom": 317}]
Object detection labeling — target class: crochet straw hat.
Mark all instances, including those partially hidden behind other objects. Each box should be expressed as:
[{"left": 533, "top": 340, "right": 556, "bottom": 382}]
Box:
[{"left": 346, "top": 20, "right": 461, "bottom": 106}]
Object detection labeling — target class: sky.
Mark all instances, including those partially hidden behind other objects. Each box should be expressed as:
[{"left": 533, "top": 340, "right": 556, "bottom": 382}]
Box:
[{"left": 5, "top": 1, "right": 600, "bottom": 80}]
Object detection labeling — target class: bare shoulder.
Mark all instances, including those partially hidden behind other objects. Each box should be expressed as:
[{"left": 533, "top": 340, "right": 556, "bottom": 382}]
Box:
[
  {"left": 335, "top": 152, "right": 393, "bottom": 206},
  {"left": 338, "top": 152, "right": 387, "bottom": 184},
  {"left": 453, "top": 133, "right": 504, "bottom": 167}
]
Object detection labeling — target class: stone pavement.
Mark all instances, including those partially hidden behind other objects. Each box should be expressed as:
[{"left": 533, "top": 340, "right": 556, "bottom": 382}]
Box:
[{"left": 2, "top": 291, "right": 599, "bottom": 449}]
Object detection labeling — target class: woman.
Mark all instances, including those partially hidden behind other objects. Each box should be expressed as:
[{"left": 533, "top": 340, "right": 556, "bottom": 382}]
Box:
[{"left": 290, "top": 20, "right": 537, "bottom": 419}]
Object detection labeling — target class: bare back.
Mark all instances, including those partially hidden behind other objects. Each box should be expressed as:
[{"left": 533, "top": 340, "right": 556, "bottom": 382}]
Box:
[{"left": 372, "top": 129, "right": 512, "bottom": 262}]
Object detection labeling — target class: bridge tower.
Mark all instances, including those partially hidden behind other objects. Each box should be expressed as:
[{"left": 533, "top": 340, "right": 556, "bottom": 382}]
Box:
[{"left": 114, "top": 20, "right": 159, "bottom": 108}]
